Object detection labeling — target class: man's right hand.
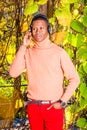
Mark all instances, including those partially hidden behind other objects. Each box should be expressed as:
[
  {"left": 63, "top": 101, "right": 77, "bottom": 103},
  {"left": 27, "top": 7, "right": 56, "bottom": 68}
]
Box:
[{"left": 23, "top": 30, "right": 32, "bottom": 48}]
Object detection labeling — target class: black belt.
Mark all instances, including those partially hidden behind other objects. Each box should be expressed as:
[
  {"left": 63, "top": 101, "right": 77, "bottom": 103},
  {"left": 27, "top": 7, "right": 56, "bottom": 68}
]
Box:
[{"left": 27, "top": 99, "right": 58, "bottom": 105}]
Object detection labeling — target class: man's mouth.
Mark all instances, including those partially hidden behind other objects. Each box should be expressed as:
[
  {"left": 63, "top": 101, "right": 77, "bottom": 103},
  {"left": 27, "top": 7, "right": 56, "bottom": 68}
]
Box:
[{"left": 35, "top": 35, "right": 42, "bottom": 39}]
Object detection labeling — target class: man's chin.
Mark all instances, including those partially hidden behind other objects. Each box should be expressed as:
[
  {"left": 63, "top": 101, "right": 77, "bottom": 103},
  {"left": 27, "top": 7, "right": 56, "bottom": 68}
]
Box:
[{"left": 34, "top": 38, "right": 44, "bottom": 42}]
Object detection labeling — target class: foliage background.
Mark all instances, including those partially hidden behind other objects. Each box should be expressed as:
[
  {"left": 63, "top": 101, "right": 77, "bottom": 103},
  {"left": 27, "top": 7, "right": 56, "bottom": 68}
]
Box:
[{"left": 0, "top": 0, "right": 87, "bottom": 129}]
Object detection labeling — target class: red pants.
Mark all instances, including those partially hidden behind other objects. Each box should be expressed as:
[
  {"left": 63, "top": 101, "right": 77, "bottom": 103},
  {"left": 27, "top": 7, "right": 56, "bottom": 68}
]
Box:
[{"left": 27, "top": 103, "right": 64, "bottom": 130}]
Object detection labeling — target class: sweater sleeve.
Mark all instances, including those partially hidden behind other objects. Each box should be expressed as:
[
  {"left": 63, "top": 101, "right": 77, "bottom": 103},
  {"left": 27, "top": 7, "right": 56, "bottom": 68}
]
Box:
[
  {"left": 9, "top": 45, "right": 27, "bottom": 78},
  {"left": 60, "top": 49, "right": 80, "bottom": 103}
]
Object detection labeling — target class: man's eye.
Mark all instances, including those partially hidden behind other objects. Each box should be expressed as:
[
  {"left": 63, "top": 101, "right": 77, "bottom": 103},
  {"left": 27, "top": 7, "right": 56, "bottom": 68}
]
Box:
[
  {"left": 32, "top": 28, "right": 36, "bottom": 31},
  {"left": 40, "top": 27, "right": 44, "bottom": 30}
]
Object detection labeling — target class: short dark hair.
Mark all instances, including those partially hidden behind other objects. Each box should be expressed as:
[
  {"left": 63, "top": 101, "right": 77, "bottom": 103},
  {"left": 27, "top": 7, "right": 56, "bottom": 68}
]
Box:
[{"left": 31, "top": 14, "right": 49, "bottom": 26}]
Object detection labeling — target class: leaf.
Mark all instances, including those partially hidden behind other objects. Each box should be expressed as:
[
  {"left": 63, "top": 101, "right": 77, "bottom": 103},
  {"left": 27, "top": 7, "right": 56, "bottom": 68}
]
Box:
[
  {"left": 79, "top": 97, "right": 87, "bottom": 109},
  {"left": 84, "top": 6, "right": 87, "bottom": 15},
  {"left": 83, "top": 62, "right": 87, "bottom": 73},
  {"left": 60, "top": 0, "right": 78, "bottom": 4},
  {"left": 21, "top": 16, "right": 32, "bottom": 32},
  {"left": 55, "top": 9, "right": 72, "bottom": 27},
  {"left": 80, "top": 83, "right": 87, "bottom": 99},
  {"left": 67, "top": 33, "right": 77, "bottom": 47},
  {"left": 37, "top": 0, "right": 48, "bottom": 5},
  {"left": 24, "top": 1, "right": 38, "bottom": 16},
  {"left": 49, "top": 17, "right": 55, "bottom": 26},
  {"left": 82, "top": 15, "right": 87, "bottom": 27},
  {"left": 77, "top": 44, "right": 87, "bottom": 60},
  {"left": 70, "top": 34, "right": 77, "bottom": 47},
  {"left": 76, "top": 34, "right": 84, "bottom": 48},
  {"left": 51, "top": 31, "right": 66, "bottom": 45},
  {"left": 70, "top": 20, "right": 84, "bottom": 33},
  {"left": 65, "top": 48, "right": 74, "bottom": 58},
  {"left": 21, "top": 21, "right": 28, "bottom": 32},
  {"left": 76, "top": 118, "right": 86, "bottom": 128}
]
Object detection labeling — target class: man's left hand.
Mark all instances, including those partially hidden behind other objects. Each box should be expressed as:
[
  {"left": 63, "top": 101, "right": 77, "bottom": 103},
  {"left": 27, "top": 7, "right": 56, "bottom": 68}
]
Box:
[{"left": 47, "top": 102, "right": 63, "bottom": 110}]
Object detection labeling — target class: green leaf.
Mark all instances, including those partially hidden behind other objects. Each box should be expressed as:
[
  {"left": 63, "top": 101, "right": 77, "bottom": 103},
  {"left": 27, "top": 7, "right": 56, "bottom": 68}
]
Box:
[
  {"left": 68, "top": 0, "right": 77, "bottom": 3},
  {"left": 76, "top": 34, "right": 84, "bottom": 48},
  {"left": 71, "top": 34, "right": 77, "bottom": 47},
  {"left": 83, "top": 62, "right": 87, "bottom": 73},
  {"left": 24, "top": 1, "right": 38, "bottom": 16},
  {"left": 67, "top": 33, "right": 77, "bottom": 47},
  {"left": 82, "top": 15, "right": 87, "bottom": 28},
  {"left": 79, "top": 97, "right": 87, "bottom": 108},
  {"left": 84, "top": 6, "right": 87, "bottom": 15},
  {"left": 76, "top": 118, "right": 86, "bottom": 128},
  {"left": 37, "top": 0, "right": 48, "bottom": 5},
  {"left": 70, "top": 20, "right": 84, "bottom": 33},
  {"left": 65, "top": 48, "right": 74, "bottom": 58},
  {"left": 61, "top": 0, "right": 78, "bottom": 4},
  {"left": 55, "top": 9, "right": 61, "bottom": 17},
  {"left": 80, "top": 83, "right": 87, "bottom": 99},
  {"left": 49, "top": 17, "right": 55, "bottom": 26},
  {"left": 77, "top": 44, "right": 87, "bottom": 60}
]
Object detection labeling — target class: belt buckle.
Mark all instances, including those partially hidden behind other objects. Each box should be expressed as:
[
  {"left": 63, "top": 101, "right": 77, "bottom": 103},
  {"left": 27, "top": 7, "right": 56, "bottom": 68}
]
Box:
[{"left": 41, "top": 101, "right": 50, "bottom": 104}]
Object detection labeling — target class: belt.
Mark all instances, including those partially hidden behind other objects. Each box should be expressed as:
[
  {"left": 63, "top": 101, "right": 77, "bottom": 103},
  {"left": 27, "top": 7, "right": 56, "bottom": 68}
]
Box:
[{"left": 27, "top": 98, "right": 58, "bottom": 105}]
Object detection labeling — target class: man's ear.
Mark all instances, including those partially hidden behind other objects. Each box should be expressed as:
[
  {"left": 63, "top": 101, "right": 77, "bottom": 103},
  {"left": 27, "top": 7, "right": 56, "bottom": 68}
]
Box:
[{"left": 29, "top": 26, "right": 32, "bottom": 33}]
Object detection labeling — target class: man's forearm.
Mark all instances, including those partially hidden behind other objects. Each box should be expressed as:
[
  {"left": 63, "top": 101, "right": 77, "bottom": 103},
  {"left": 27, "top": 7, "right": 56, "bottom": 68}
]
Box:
[{"left": 9, "top": 45, "right": 26, "bottom": 78}]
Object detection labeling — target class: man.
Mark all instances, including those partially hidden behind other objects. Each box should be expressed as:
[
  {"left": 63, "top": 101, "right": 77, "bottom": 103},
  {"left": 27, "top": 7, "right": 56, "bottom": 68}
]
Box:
[{"left": 9, "top": 14, "right": 80, "bottom": 130}]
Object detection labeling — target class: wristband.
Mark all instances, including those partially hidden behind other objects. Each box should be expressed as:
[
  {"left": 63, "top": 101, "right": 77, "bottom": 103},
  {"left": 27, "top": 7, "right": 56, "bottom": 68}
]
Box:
[{"left": 57, "top": 99, "right": 66, "bottom": 108}]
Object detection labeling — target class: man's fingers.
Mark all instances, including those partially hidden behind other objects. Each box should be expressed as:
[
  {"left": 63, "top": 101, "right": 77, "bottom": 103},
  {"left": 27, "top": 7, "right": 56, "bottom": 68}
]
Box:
[{"left": 47, "top": 104, "right": 53, "bottom": 110}]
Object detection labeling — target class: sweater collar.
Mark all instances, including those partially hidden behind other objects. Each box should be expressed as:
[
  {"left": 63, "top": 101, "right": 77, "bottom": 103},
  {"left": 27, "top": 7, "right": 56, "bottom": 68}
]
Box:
[{"left": 33, "top": 35, "right": 52, "bottom": 49}]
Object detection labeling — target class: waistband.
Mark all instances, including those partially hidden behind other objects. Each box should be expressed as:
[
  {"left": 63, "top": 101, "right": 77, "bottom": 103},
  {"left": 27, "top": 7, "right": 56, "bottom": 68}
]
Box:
[{"left": 27, "top": 98, "right": 58, "bottom": 105}]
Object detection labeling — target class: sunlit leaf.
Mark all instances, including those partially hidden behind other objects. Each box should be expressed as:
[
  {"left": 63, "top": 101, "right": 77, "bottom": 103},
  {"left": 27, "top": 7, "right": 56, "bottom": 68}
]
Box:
[
  {"left": 76, "top": 118, "right": 86, "bottom": 128},
  {"left": 60, "top": 0, "right": 77, "bottom": 4},
  {"left": 70, "top": 34, "right": 77, "bottom": 47},
  {"left": 21, "top": 21, "right": 28, "bottom": 32},
  {"left": 51, "top": 31, "right": 66, "bottom": 45},
  {"left": 70, "top": 20, "right": 84, "bottom": 33},
  {"left": 49, "top": 17, "right": 55, "bottom": 26},
  {"left": 65, "top": 48, "right": 74, "bottom": 58},
  {"left": 80, "top": 83, "right": 87, "bottom": 99},
  {"left": 76, "top": 34, "right": 84, "bottom": 48},
  {"left": 24, "top": 1, "right": 38, "bottom": 16},
  {"left": 77, "top": 44, "right": 87, "bottom": 60},
  {"left": 37, "top": 0, "right": 48, "bottom": 5},
  {"left": 83, "top": 62, "right": 87, "bottom": 74},
  {"left": 66, "top": 33, "right": 77, "bottom": 47},
  {"left": 73, "top": 9, "right": 79, "bottom": 18},
  {"left": 82, "top": 15, "right": 87, "bottom": 27},
  {"left": 0, "top": 30, "right": 3, "bottom": 35},
  {"left": 84, "top": 6, "right": 87, "bottom": 15},
  {"left": 79, "top": 97, "right": 87, "bottom": 108},
  {"left": 15, "top": 99, "right": 23, "bottom": 109},
  {"left": 0, "top": 17, "right": 6, "bottom": 28},
  {"left": 55, "top": 9, "right": 72, "bottom": 27}
]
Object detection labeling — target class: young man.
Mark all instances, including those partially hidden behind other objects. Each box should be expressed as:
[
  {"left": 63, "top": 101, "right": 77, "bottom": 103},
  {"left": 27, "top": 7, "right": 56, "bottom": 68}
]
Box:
[{"left": 9, "top": 14, "right": 80, "bottom": 130}]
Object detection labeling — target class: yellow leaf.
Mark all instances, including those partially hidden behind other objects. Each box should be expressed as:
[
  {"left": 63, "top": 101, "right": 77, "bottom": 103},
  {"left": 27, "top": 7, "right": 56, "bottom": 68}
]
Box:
[
  {"left": 60, "top": 0, "right": 77, "bottom": 4},
  {"left": 0, "top": 30, "right": 3, "bottom": 35},
  {"left": 21, "top": 21, "right": 28, "bottom": 32},
  {"left": 51, "top": 31, "right": 66, "bottom": 45},
  {"left": 55, "top": 8, "right": 72, "bottom": 27},
  {"left": 15, "top": 99, "right": 23, "bottom": 109},
  {"left": 37, "top": 0, "right": 48, "bottom": 5},
  {"left": 57, "top": 13, "right": 72, "bottom": 27},
  {"left": 24, "top": 1, "right": 38, "bottom": 16}
]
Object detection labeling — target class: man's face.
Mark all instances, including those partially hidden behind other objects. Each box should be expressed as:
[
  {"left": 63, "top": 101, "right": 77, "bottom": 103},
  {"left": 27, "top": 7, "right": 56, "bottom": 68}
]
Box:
[{"left": 32, "top": 19, "right": 49, "bottom": 42}]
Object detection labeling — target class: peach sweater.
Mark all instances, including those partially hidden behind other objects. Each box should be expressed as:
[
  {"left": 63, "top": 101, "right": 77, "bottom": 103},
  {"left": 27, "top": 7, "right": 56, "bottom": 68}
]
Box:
[{"left": 9, "top": 36, "right": 80, "bottom": 103}]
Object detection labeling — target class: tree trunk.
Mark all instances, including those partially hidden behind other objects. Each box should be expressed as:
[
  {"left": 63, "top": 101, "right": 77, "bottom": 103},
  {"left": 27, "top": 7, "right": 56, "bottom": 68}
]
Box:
[
  {"left": 47, "top": 0, "right": 53, "bottom": 18},
  {"left": 39, "top": 4, "right": 47, "bottom": 16},
  {"left": 13, "top": 0, "right": 22, "bottom": 110}
]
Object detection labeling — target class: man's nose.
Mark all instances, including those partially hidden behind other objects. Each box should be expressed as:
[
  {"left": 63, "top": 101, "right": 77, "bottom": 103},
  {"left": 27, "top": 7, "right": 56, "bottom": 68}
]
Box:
[{"left": 36, "top": 29, "right": 40, "bottom": 33}]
